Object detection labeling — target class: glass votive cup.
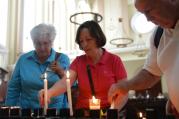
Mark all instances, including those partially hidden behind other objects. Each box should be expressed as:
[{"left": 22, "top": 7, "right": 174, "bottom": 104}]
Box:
[
  {"left": 59, "top": 108, "right": 70, "bottom": 117},
  {"left": 107, "top": 109, "right": 118, "bottom": 119},
  {"left": 89, "top": 109, "right": 100, "bottom": 118},
  {"left": 10, "top": 106, "right": 20, "bottom": 117},
  {"left": 46, "top": 108, "right": 57, "bottom": 117},
  {"left": 0, "top": 107, "right": 10, "bottom": 117},
  {"left": 89, "top": 98, "right": 101, "bottom": 110},
  {"left": 21, "top": 108, "right": 32, "bottom": 117}
]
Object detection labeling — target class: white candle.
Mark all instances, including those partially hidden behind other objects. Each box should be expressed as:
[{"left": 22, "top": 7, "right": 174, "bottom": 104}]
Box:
[
  {"left": 66, "top": 71, "right": 73, "bottom": 116},
  {"left": 44, "top": 73, "right": 48, "bottom": 115}
]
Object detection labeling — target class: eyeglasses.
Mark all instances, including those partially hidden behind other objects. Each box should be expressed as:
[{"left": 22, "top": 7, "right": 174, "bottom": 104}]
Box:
[{"left": 34, "top": 41, "right": 52, "bottom": 48}]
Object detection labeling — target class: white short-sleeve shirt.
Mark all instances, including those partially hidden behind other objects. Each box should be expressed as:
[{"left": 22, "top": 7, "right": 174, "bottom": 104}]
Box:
[{"left": 144, "top": 20, "right": 179, "bottom": 112}]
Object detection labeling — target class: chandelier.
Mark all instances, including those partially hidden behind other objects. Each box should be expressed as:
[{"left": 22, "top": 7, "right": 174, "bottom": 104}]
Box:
[
  {"left": 70, "top": 12, "right": 103, "bottom": 25},
  {"left": 109, "top": 18, "right": 133, "bottom": 48},
  {"left": 70, "top": 0, "right": 103, "bottom": 25}
]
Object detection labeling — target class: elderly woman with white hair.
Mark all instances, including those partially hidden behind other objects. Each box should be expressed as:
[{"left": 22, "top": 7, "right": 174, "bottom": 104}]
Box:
[{"left": 5, "top": 23, "right": 70, "bottom": 109}]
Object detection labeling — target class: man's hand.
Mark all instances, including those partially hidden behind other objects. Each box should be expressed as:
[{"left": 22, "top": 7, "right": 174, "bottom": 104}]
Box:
[{"left": 108, "top": 80, "right": 129, "bottom": 104}]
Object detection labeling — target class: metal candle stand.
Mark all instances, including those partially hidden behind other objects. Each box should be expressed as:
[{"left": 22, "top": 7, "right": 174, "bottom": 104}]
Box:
[
  {"left": 0, "top": 107, "right": 9, "bottom": 117},
  {"left": 107, "top": 109, "right": 118, "bottom": 119},
  {"left": 9, "top": 107, "right": 21, "bottom": 117},
  {"left": 125, "top": 98, "right": 173, "bottom": 119},
  {"left": 21, "top": 108, "right": 32, "bottom": 117},
  {"left": 166, "top": 114, "right": 176, "bottom": 119},
  {"left": 33, "top": 108, "right": 44, "bottom": 117},
  {"left": 89, "top": 109, "right": 100, "bottom": 118},
  {"left": 59, "top": 108, "right": 70, "bottom": 117},
  {"left": 74, "top": 109, "right": 84, "bottom": 117},
  {"left": 46, "top": 108, "right": 57, "bottom": 117},
  {"left": 0, "top": 107, "right": 120, "bottom": 118}
]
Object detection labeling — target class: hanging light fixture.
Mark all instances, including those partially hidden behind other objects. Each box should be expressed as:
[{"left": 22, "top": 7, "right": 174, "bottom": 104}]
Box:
[
  {"left": 70, "top": 0, "right": 103, "bottom": 25},
  {"left": 70, "top": 12, "right": 103, "bottom": 25},
  {"left": 110, "top": 37, "right": 133, "bottom": 48},
  {"left": 109, "top": 18, "right": 133, "bottom": 48}
]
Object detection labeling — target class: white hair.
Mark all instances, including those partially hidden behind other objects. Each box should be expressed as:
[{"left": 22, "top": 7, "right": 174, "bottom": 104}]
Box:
[{"left": 30, "top": 23, "right": 56, "bottom": 44}]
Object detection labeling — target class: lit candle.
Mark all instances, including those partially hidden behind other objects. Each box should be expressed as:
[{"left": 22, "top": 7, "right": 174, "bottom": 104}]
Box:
[
  {"left": 138, "top": 111, "right": 143, "bottom": 119},
  {"left": 110, "top": 100, "right": 115, "bottom": 109},
  {"left": 66, "top": 71, "right": 73, "bottom": 116},
  {"left": 44, "top": 73, "right": 48, "bottom": 115},
  {"left": 89, "top": 96, "right": 100, "bottom": 110},
  {"left": 110, "top": 95, "right": 117, "bottom": 109}
]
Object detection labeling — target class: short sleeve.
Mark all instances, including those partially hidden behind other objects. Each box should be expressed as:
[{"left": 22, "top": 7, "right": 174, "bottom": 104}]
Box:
[
  {"left": 113, "top": 55, "right": 127, "bottom": 81},
  {"left": 143, "top": 32, "right": 162, "bottom": 76}
]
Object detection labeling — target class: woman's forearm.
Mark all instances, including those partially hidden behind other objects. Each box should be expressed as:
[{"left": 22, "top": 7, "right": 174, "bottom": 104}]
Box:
[{"left": 48, "top": 78, "right": 67, "bottom": 97}]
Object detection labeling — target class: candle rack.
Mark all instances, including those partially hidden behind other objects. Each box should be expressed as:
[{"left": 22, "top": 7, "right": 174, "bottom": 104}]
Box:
[
  {"left": 21, "top": 108, "right": 32, "bottom": 117},
  {"left": 0, "top": 107, "right": 124, "bottom": 119},
  {"left": 107, "top": 109, "right": 118, "bottom": 119}
]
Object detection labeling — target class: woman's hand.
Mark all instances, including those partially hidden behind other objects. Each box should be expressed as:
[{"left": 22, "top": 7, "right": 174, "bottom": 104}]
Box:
[
  {"left": 50, "top": 61, "right": 65, "bottom": 77},
  {"left": 38, "top": 89, "right": 51, "bottom": 107}
]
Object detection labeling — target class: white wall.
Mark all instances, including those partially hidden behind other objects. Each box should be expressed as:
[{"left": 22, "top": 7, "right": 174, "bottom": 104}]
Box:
[{"left": 117, "top": 52, "right": 168, "bottom": 93}]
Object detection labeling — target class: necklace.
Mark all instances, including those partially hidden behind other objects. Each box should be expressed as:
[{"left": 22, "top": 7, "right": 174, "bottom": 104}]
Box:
[
  {"left": 39, "top": 63, "right": 49, "bottom": 80},
  {"left": 39, "top": 63, "right": 55, "bottom": 80}
]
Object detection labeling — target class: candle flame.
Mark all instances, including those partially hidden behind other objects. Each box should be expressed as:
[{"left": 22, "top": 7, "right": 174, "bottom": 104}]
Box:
[
  {"left": 44, "top": 72, "right": 47, "bottom": 79},
  {"left": 66, "top": 71, "right": 70, "bottom": 78},
  {"left": 138, "top": 112, "right": 143, "bottom": 118},
  {"left": 89, "top": 96, "right": 100, "bottom": 109},
  {"left": 92, "top": 96, "right": 98, "bottom": 104}
]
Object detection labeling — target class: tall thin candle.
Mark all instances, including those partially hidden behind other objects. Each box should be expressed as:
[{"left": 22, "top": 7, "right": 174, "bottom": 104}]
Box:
[
  {"left": 66, "top": 71, "right": 73, "bottom": 116},
  {"left": 44, "top": 73, "right": 48, "bottom": 115}
]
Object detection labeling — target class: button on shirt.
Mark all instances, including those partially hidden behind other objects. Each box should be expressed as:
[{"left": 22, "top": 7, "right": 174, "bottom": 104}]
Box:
[
  {"left": 5, "top": 49, "right": 70, "bottom": 109},
  {"left": 70, "top": 48, "right": 127, "bottom": 109}
]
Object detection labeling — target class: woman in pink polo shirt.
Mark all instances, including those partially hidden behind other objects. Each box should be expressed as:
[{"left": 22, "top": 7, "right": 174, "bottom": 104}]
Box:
[{"left": 39, "top": 20, "right": 128, "bottom": 110}]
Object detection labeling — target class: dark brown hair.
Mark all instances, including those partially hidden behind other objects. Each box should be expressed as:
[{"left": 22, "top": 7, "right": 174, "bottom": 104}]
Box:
[{"left": 75, "top": 20, "right": 106, "bottom": 50}]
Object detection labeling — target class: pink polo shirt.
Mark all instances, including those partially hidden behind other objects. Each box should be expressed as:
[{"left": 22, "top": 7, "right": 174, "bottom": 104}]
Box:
[{"left": 70, "top": 49, "right": 127, "bottom": 109}]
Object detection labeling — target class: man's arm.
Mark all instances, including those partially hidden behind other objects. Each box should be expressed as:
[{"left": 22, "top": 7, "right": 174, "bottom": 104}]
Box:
[
  {"left": 108, "top": 69, "right": 161, "bottom": 102},
  {"left": 127, "top": 69, "right": 161, "bottom": 90}
]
